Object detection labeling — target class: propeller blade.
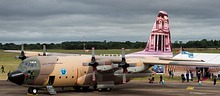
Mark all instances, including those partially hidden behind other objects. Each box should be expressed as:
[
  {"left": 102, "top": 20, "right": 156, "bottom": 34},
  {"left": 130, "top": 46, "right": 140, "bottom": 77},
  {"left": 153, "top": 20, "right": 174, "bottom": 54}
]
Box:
[
  {"left": 21, "top": 44, "right": 24, "bottom": 52},
  {"left": 122, "top": 68, "right": 127, "bottom": 83},
  {"left": 92, "top": 70, "right": 96, "bottom": 81},
  {"left": 91, "top": 47, "right": 95, "bottom": 62},
  {"left": 88, "top": 47, "right": 98, "bottom": 82},
  {"left": 43, "top": 45, "right": 46, "bottom": 56},
  {"left": 21, "top": 44, "right": 25, "bottom": 56},
  {"left": 92, "top": 47, "right": 95, "bottom": 57},
  {"left": 121, "top": 48, "right": 125, "bottom": 62},
  {"left": 92, "top": 67, "right": 97, "bottom": 82},
  {"left": 123, "top": 73, "right": 126, "bottom": 84}
]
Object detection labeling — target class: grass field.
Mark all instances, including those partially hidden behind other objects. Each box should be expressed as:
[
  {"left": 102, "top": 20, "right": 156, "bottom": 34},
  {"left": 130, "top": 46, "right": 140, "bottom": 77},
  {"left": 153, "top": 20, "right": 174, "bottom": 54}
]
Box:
[
  {"left": 0, "top": 50, "right": 20, "bottom": 80},
  {"left": 1, "top": 48, "right": 220, "bottom": 80}
]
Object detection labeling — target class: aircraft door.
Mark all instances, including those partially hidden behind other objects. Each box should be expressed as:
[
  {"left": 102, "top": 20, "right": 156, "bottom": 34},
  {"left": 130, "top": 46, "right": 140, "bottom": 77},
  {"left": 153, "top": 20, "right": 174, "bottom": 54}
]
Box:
[{"left": 48, "top": 76, "right": 55, "bottom": 85}]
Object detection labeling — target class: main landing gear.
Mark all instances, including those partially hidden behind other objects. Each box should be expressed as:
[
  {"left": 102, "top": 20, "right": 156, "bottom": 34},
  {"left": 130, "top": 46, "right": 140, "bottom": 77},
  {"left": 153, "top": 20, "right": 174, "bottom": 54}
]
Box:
[
  {"left": 98, "top": 88, "right": 112, "bottom": 92},
  {"left": 73, "top": 86, "right": 112, "bottom": 92},
  {"left": 28, "top": 87, "right": 38, "bottom": 95},
  {"left": 73, "top": 86, "right": 90, "bottom": 92}
]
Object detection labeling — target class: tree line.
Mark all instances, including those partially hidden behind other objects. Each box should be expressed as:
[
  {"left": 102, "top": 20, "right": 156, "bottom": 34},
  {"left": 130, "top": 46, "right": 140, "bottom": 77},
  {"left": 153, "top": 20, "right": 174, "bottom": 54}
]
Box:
[
  {"left": 0, "top": 41, "right": 146, "bottom": 50},
  {"left": 0, "top": 39, "right": 220, "bottom": 50},
  {"left": 173, "top": 39, "right": 220, "bottom": 49}
]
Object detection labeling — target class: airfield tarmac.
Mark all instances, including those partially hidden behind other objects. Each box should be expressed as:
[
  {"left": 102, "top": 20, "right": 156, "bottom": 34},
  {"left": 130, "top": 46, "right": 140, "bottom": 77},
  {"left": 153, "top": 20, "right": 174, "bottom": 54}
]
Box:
[{"left": 1, "top": 80, "right": 220, "bottom": 96}]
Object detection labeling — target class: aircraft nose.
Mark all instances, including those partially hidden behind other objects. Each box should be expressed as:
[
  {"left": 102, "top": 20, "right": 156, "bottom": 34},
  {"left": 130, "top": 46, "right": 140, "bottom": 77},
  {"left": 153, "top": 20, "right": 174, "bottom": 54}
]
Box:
[{"left": 8, "top": 70, "right": 25, "bottom": 85}]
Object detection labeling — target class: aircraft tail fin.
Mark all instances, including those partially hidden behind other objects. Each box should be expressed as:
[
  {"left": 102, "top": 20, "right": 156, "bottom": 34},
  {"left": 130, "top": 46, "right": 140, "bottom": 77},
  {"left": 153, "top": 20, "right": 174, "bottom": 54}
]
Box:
[
  {"left": 127, "top": 11, "right": 173, "bottom": 57},
  {"left": 144, "top": 11, "right": 172, "bottom": 53}
]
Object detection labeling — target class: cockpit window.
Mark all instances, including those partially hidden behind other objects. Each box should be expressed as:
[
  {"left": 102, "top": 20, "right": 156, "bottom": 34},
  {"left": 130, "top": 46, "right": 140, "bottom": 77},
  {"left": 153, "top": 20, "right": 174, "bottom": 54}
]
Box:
[
  {"left": 19, "top": 60, "right": 38, "bottom": 68},
  {"left": 29, "top": 60, "right": 38, "bottom": 67}
]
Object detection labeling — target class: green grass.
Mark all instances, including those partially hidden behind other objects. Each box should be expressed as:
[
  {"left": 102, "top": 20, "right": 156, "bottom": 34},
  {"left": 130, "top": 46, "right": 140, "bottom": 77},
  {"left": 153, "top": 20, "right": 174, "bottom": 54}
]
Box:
[{"left": 0, "top": 50, "right": 21, "bottom": 80}]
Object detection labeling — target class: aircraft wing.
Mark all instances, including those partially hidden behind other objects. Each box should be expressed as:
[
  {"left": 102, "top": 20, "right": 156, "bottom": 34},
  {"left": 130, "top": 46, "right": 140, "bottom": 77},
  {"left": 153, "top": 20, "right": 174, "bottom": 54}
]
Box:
[
  {"left": 4, "top": 50, "right": 41, "bottom": 57},
  {"left": 4, "top": 50, "right": 80, "bottom": 57},
  {"left": 142, "top": 57, "right": 220, "bottom": 67},
  {"left": 97, "top": 56, "right": 220, "bottom": 67}
]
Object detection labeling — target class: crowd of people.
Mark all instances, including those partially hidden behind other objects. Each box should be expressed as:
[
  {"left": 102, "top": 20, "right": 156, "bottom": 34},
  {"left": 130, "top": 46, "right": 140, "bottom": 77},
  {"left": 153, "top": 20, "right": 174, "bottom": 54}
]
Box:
[
  {"left": 149, "top": 69, "right": 218, "bottom": 86},
  {"left": 148, "top": 74, "right": 163, "bottom": 84},
  {"left": 181, "top": 70, "right": 194, "bottom": 83}
]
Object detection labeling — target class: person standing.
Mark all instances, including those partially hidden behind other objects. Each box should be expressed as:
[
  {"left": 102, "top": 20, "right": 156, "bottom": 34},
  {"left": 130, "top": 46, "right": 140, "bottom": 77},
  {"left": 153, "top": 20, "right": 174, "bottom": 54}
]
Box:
[
  {"left": 149, "top": 74, "right": 155, "bottom": 83},
  {"left": 213, "top": 75, "right": 217, "bottom": 85},
  {"left": 186, "top": 71, "right": 189, "bottom": 82},
  {"left": 171, "top": 69, "right": 174, "bottom": 78},
  {"left": 159, "top": 75, "right": 163, "bottom": 83},
  {"left": 190, "top": 70, "right": 193, "bottom": 81},
  {"left": 168, "top": 69, "right": 171, "bottom": 78},
  {"left": 197, "top": 70, "right": 201, "bottom": 82},
  {"left": 181, "top": 73, "right": 185, "bottom": 83},
  {"left": 1, "top": 65, "right": 5, "bottom": 73}
]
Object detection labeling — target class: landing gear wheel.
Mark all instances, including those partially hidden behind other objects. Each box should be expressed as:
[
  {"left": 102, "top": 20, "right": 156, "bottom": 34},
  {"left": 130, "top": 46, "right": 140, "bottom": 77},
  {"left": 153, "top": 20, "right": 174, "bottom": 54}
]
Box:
[
  {"left": 28, "top": 87, "right": 38, "bottom": 95},
  {"left": 98, "top": 88, "right": 112, "bottom": 92},
  {"left": 32, "top": 88, "right": 38, "bottom": 95},
  {"left": 106, "top": 88, "right": 112, "bottom": 91},
  {"left": 82, "top": 86, "right": 89, "bottom": 91},
  {"left": 93, "top": 85, "right": 97, "bottom": 90},
  {"left": 73, "top": 86, "right": 81, "bottom": 91}
]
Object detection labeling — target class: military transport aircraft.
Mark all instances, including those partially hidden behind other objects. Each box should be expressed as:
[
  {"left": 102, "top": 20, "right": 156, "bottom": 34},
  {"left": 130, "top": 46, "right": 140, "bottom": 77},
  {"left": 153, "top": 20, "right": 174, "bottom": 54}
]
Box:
[{"left": 7, "top": 11, "right": 220, "bottom": 95}]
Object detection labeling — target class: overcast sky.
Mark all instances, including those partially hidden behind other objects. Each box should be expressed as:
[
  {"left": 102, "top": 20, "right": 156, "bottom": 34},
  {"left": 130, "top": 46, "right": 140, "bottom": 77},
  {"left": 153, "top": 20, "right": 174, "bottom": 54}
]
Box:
[{"left": 0, "top": 0, "right": 220, "bottom": 44}]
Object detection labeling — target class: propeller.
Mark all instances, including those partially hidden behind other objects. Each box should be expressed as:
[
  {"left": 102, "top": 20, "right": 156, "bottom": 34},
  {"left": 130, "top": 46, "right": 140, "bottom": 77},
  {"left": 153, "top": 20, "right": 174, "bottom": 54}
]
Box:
[
  {"left": 42, "top": 44, "right": 46, "bottom": 56},
  {"left": 86, "top": 47, "right": 99, "bottom": 82},
  {"left": 18, "top": 44, "right": 26, "bottom": 61},
  {"left": 90, "top": 47, "right": 99, "bottom": 82},
  {"left": 118, "top": 48, "right": 129, "bottom": 84}
]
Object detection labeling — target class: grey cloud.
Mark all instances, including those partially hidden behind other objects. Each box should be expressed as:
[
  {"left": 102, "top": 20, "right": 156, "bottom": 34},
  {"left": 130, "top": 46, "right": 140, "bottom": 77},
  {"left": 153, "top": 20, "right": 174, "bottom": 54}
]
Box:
[{"left": 0, "top": 0, "right": 220, "bottom": 44}]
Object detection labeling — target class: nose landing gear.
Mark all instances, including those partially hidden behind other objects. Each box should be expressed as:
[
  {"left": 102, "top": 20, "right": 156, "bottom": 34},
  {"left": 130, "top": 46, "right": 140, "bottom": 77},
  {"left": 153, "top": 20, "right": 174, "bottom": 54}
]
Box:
[{"left": 27, "top": 87, "right": 38, "bottom": 95}]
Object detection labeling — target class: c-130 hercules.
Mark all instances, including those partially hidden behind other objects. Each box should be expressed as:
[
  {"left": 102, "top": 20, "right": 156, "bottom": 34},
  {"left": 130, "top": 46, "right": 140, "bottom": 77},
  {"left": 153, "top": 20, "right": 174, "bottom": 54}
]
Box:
[{"left": 7, "top": 11, "right": 218, "bottom": 95}]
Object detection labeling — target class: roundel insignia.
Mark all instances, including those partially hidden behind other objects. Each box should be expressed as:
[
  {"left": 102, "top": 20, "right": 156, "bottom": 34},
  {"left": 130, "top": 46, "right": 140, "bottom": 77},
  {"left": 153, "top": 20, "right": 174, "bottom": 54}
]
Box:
[{"left": 60, "top": 68, "right": 67, "bottom": 76}]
